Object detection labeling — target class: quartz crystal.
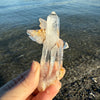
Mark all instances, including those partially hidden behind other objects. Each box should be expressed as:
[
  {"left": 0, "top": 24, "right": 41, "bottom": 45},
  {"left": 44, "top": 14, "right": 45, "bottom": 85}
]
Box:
[{"left": 27, "top": 11, "right": 69, "bottom": 91}]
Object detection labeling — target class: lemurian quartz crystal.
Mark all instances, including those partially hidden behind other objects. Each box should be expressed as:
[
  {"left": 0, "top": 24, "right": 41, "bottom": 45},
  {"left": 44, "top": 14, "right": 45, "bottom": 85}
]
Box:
[{"left": 27, "top": 11, "right": 69, "bottom": 91}]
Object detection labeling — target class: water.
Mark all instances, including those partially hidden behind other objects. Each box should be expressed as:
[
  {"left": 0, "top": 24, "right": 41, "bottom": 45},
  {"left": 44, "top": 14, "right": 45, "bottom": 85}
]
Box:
[
  {"left": 0, "top": 0, "right": 100, "bottom": 99},
  {"left": 0, "top": 0, "right": 100, "bottom": 32}
]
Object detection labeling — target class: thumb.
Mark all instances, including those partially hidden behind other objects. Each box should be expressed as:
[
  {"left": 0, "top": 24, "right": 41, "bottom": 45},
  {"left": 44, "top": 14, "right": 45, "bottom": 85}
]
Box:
[{"left": 2, "top": 61, "right": 40, "bottom": 100}]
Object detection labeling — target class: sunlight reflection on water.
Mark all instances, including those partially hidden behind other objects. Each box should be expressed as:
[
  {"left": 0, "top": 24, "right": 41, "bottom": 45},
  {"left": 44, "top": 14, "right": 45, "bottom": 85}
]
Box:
[{"left": 0, "top": 0, "right": 100, "bottom": 31}]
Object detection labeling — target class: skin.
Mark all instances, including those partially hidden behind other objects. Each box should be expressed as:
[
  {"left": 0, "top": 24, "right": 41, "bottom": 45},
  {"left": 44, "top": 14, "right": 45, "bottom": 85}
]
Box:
[{"left": 0, "top": 61, "right": 61, "bottom": 100}]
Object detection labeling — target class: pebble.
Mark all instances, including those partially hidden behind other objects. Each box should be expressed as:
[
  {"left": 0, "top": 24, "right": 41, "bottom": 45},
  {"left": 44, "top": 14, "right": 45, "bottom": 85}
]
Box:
[
  {"left": 90, "top": 92, "right": 95, "bottom": 97},
  {"left": 92, "top": 78, "right": 97, "bottom": 83}
]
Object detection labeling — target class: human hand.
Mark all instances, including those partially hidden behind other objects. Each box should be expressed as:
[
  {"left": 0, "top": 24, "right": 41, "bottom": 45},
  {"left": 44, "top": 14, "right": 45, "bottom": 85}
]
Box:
[{"left": 0, "top": 61, "right": 61, "bottom": 100}]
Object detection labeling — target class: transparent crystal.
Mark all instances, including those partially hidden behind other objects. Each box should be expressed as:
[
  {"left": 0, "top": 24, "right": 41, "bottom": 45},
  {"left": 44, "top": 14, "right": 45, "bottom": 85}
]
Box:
[{"left": 27, "top": 11, "right": 69, "bottom": 91}]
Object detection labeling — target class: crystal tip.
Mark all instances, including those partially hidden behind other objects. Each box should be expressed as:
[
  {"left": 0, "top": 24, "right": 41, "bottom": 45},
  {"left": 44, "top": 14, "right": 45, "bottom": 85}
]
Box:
[
  {"left": 63, "top": 42, "right": 69, "bottom": 49},
  {"left": 51, "top": 11, "right": 56, "bottom": 15}
]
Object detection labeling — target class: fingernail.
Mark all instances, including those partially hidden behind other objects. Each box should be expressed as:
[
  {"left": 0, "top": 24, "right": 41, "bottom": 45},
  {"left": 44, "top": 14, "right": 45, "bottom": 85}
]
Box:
[
  {"left": 31, "top": 61, "right": 38, "bottom": 73},
  {"left": 56, "top": 81, "right": 61, "bottom": 90},
  {"left": 55, "top": 81, "right": 61, "bottom": 90}
]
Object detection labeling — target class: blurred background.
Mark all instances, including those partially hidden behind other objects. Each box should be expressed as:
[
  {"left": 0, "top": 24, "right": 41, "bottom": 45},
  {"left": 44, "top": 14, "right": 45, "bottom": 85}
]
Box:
[{"left": 0, "top": 0, "right": 100, "bottom": 99}]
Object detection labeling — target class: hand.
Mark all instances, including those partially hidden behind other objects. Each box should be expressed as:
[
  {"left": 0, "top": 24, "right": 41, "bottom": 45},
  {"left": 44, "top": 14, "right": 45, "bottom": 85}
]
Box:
[{"left": 0, "top": 61, "right": 61, "bottom": 100}]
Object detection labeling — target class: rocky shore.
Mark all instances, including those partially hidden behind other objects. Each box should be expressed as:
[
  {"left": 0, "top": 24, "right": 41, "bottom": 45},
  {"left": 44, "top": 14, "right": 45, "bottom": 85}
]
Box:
[{"left": 0, "top": 22, "right": 100, "bottom": 99}]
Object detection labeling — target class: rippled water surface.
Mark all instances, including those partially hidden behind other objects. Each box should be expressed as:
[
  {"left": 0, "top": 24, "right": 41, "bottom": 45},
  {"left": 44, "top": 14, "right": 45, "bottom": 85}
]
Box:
[
  {"left": 0, "top": 0, "right": 100, "bottom": 99},
  {"left": 0, "top": 0, "right": 100, "bottom": 31}
]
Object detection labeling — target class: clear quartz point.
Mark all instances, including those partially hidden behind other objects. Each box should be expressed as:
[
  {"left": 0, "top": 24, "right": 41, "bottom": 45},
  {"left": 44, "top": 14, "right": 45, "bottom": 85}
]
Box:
[
  {"left": 26, "top": 11, "right": 69, "bottom": 91},
  {"left": 38, "top": 12, "right": 69, "bottom": 91}
]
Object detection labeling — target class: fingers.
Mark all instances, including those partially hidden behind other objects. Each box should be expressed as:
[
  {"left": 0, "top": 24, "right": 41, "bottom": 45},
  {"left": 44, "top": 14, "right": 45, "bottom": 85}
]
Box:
[
  {"left": 33, "top": 80, "right": 61, "bottom": 100},
  {"left": 1, "top": 61, "right": 40, "bottom": 100}
]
